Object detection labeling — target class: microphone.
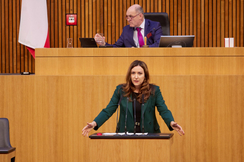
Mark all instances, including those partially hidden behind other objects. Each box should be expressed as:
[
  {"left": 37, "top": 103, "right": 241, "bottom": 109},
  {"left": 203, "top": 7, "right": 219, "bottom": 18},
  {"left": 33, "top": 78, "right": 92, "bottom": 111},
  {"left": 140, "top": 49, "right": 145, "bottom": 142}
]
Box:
[
  {"left": 125, "top": 97, "right": 129, "bottom": 135},
  {"left": 141, "top": 94, "right": 145, "bottom": 133},
  {"left": 133, "top": 98, "right": 136, "bottom": 134},
  {"left": 116, "top": 94, "right": 123, "bottom": 133}
]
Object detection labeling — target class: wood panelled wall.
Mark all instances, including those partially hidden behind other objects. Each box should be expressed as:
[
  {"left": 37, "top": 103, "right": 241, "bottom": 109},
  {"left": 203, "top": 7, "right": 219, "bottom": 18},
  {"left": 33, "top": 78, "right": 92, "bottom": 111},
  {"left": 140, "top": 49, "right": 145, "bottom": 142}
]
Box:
[
  {"left": 0, "top": 0, "right": 34, "bottom": 73},
  {"left": 0, "top": 0, "right": 244, "bottom": 73}
]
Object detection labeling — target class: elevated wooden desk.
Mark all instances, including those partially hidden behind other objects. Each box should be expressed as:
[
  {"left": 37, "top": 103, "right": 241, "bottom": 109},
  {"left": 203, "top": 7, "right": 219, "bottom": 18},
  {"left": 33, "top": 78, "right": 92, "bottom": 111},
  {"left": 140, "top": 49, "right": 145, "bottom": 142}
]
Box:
[{"left": 36, "top": 47, "right": 244, "bottom": 75}]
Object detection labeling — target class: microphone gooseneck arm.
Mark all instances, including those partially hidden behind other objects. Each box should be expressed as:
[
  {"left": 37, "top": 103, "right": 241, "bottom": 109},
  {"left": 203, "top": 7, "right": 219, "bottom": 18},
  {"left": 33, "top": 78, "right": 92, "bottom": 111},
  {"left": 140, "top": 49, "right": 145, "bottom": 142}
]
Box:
[
  {"left": 134, "top": 98, "right": 136, "bottom": 134},
  {"left": 142, "top": 94, "right": 145, "bottom": 133},
  {"left": 116, "top": 94, "right": 123, "bottom": 133},
  {"left": 125, "top": 97, "right": 128, "bottom": 135}
]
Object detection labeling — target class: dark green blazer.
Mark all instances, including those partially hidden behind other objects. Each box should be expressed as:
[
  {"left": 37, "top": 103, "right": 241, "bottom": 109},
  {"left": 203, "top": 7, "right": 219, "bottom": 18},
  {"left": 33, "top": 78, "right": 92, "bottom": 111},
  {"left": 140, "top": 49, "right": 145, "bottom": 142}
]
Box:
[{"left": 94, "top": 84, "right": 174, "bottom": 133}]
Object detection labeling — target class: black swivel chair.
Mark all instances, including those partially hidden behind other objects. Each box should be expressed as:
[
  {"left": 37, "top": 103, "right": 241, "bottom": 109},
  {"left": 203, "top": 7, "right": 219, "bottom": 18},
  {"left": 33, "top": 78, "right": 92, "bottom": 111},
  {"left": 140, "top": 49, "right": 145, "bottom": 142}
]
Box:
[
  {"left": 144, "top": 12, "right": 170, "bottom": 35},
  {"left": 0, "top": 118, "right": 16, "bottom": 162}
]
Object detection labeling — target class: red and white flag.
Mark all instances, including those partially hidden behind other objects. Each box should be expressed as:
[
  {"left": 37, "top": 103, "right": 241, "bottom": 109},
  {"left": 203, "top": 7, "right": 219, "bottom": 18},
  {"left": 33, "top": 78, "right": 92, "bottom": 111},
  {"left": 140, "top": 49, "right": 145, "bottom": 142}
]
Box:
[{"left": 18, "top": 0, "right": 50, "bottom": 58}]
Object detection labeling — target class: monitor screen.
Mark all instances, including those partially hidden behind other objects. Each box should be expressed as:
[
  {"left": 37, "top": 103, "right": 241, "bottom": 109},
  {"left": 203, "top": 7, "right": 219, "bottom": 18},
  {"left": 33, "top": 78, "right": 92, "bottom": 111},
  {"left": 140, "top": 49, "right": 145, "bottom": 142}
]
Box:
[
  {"left": 79, "top": 38, "right": 97, "bottom": 48},
  {"left": 159, "top": 35, "right": 195, "bottom": 47}
]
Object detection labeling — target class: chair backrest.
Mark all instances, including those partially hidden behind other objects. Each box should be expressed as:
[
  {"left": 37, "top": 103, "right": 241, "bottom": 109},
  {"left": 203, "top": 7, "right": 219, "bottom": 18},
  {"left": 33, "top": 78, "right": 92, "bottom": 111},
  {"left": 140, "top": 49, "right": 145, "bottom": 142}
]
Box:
[
  {"left": 144, "top": 12, "right": 170, "bottom": 35},
  {"left": 0, "top": 118, "right": 12, "bottom": 148}
]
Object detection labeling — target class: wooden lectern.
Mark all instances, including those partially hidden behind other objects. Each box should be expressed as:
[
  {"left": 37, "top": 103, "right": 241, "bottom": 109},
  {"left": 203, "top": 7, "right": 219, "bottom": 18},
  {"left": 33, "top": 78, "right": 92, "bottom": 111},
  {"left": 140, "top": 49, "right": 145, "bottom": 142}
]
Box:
[{"left": 88, "top": 133, "right": 173, "bottom": 162}]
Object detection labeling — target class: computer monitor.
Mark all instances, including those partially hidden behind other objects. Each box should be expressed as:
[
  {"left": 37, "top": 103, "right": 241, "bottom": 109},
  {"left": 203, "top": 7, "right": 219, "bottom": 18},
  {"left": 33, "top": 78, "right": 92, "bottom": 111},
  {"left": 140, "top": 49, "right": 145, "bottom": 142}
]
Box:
[
  {"left": 79, "top": 38, "right": 97, "bottom": 47},
  {"left": 159, "top": 35, "right": 195, "bottom": 47}
]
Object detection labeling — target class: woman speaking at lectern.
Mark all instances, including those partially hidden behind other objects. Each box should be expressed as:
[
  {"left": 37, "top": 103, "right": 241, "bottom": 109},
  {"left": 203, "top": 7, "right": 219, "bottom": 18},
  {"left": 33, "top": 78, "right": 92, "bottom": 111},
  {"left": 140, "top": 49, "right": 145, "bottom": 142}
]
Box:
[{"left": 82, "top": 60, "right": 184, "bottom": 136}]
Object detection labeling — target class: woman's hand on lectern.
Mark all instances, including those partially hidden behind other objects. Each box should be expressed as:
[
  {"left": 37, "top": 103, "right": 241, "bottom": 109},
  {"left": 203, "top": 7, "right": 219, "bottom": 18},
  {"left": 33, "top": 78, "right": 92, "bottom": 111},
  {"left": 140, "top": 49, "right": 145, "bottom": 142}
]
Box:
[
  {"left": 170, "top": 121, "right": 185, "bottom": 136},
  {"left": 82, "top": 121, "right": 97, "bottom": 137}
]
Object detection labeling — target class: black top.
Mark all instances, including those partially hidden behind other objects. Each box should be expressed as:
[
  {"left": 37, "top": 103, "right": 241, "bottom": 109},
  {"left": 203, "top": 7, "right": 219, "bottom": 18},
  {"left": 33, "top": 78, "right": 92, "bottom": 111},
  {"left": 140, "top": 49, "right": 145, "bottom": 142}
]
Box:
[{"left": 132, "top": 92, "right": 141, "bottom": 133}]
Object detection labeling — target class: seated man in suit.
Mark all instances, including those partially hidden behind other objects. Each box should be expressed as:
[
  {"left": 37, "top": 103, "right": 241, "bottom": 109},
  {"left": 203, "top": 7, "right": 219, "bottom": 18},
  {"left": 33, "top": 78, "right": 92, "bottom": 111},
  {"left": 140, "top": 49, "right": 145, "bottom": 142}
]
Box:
[{"left": 94, "top": 4, "right": 162, "bottom": 47}]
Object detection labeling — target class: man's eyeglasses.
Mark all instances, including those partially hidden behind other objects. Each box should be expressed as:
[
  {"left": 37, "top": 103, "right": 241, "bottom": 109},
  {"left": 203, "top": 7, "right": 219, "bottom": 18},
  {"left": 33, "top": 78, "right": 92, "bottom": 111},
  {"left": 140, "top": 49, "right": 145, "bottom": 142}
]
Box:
[{"left": 125, "top": 13, "right": 140, "bottom": 20}]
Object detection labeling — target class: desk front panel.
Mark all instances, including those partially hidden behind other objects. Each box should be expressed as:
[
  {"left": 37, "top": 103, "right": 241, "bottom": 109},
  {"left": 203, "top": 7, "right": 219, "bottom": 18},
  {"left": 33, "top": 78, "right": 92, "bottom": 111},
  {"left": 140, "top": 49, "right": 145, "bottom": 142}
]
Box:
[{"left": 35, "top": 48, "right": 244, "bottom": 75}]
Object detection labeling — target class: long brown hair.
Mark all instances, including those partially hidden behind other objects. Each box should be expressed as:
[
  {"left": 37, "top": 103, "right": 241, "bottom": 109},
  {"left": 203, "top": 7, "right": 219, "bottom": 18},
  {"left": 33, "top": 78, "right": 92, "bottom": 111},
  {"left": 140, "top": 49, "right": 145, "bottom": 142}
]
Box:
[{"left": 122, "top": 60, "right": 153, "bottom": 103}]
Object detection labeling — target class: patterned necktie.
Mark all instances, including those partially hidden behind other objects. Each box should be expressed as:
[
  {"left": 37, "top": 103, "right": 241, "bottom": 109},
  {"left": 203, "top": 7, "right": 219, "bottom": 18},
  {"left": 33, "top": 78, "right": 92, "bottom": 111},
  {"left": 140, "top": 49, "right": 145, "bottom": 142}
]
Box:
[{"left": 136, "top": 27, "right": 144, "bottom": 47}]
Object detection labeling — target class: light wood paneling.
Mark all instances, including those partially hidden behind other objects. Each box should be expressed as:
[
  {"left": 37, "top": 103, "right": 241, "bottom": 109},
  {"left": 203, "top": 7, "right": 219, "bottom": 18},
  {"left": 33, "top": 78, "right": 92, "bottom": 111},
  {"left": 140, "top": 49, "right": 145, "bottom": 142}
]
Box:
[
  {"left": 35, "top": 48, "right": 244, "bottom": 75},
  {"left": 1, "top": 0, "right": 244, "bottom": 73},
  {"left": 0, "top": 75, "right": 244, "bottom": 162}
]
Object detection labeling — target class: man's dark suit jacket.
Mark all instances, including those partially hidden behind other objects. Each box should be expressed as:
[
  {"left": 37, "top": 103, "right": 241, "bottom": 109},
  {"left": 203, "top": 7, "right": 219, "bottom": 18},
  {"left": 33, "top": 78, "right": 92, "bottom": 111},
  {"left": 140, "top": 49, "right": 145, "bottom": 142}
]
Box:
[
  {"left": 94, "top": 85, "right": 174, "bottom": 133},
  {"left": 106, "top": 19, "right": 163, "bottom": 47}
]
